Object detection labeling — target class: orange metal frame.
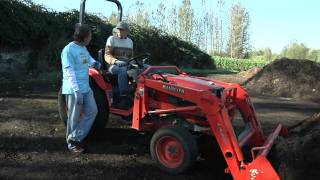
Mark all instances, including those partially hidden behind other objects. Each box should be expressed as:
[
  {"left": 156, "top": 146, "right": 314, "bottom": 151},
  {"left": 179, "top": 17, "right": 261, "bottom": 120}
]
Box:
[{"left": 90, "top": 66, "right": 287, "bottom": 180}]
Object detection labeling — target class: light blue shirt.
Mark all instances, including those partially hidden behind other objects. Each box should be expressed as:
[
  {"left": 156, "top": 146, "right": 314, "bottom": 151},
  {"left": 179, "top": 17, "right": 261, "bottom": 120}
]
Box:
[{"left": 61, "top": 42, "right": 95, "bottom": 94}]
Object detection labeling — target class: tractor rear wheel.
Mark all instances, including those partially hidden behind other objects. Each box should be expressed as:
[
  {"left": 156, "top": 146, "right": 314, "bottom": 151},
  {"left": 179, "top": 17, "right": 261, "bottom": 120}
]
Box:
[
  {"left": 57, "top": 78, "right": 109, "bottom": 135},
  {"left": 150, "top": 126, "right": 198, "bottom": 174},
  {"left": 58, "top": 88, "right": 68, "bottom": 126}
]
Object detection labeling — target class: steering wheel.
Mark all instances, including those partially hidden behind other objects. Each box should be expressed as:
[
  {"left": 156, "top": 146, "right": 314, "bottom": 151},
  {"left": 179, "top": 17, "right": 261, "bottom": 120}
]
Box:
[{"left": 127, "top": 53, "right": 150, "bottom": 69}]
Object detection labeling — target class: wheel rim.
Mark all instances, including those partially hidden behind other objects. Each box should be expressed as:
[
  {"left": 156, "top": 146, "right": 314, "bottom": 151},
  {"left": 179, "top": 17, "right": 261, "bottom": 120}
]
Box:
[{"left": 155, "top": 136, "right": 185, "bottom": 169}]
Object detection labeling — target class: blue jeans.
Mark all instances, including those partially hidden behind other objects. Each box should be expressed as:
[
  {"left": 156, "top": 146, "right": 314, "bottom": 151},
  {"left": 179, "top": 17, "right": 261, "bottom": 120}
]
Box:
[
  {"left": 65, "top": 89, "right": 97, "bottom": 150},
  {"left": 109, "top": 65, "right": 128, "bottom": 95}
]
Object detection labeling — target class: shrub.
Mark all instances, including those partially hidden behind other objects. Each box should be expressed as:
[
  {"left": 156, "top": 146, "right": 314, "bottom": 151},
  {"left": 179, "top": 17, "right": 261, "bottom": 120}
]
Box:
[
  {"left": 0, "top": 0, "right": 214, "bottom": 76},
  {"left": 213, "top": 56, "right": 269, "bottom": 71}
]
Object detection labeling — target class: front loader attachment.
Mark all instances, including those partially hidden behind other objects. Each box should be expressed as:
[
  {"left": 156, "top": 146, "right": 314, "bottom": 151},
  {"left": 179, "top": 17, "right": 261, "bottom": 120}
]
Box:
[
  {"left": 201, "top": 83, "right": 288, "bottom": 180},
  {"left": 132, "top": 67, "right": 287, "bottom": 179},
  {"left": 239, "top": 124, "right": 287, "bottom": 180},
  {"left": 241, "top": 156, "right": 279, "bottom": 180}
]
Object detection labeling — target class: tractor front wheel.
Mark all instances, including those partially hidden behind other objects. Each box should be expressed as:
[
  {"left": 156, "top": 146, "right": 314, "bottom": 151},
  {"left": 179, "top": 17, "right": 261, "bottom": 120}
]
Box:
[{"left": 150, "top": 126, "right": 198, "bottom": 174}]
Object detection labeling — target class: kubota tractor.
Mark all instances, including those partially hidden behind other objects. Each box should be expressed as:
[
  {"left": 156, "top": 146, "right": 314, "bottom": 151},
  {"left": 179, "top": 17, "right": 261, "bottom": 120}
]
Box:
[{"left": 58, "top": 0, "right": 287, "bottom": 179}]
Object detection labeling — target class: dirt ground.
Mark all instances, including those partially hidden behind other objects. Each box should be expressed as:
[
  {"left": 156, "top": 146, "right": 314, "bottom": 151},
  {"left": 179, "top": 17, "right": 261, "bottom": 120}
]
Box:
[{"left": 0, "top": 73, "right": 319, "bottom": 180}]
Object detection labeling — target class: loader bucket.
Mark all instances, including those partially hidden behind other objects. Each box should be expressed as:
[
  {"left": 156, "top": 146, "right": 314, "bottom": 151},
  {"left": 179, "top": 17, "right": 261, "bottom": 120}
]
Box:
[
  {"left": 238, "top": 124, "right": 288, "bottom": 180},
  {"left": 241, "top": 156, "right": 280, "bottom": 180}
]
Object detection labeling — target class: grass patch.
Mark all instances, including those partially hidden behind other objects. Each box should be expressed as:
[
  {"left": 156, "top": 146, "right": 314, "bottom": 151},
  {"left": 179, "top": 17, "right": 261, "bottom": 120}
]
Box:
[{"left": 182, "top": 68, "right": 237, "bottom": 76}]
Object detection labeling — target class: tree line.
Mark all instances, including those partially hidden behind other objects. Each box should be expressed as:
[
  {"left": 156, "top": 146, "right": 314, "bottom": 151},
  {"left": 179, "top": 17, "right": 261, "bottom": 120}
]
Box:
[
  {"left": 106, "top": 0, "right": 252, "bottom": 59},
  {"left": 252, "top": 43, "right": 320, "bottom": 62},
  {"left": 106, "top": 0, "right": 319, "bottom": 62}
]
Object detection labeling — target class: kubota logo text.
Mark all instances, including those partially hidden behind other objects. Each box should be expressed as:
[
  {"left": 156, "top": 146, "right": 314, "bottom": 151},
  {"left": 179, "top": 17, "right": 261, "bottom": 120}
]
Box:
[{"left": 162, "top": 85, "right": 185, "bottom": 94}]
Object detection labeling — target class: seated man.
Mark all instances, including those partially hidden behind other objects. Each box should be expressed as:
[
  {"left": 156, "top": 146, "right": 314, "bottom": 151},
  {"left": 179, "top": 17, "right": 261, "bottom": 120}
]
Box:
[{"left": 104, "top": 21, "right": 133, "bottom": 108}]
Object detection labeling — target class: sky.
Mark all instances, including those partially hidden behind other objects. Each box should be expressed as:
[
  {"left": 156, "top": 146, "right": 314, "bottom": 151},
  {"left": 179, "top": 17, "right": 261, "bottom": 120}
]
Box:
[{"left": 31, "top": 0, "right": 320, "bottom": 53}]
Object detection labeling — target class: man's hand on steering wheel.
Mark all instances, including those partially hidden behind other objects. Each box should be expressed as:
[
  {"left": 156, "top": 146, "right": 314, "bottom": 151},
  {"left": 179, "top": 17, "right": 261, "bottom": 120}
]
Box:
[{"left": 127, "top": 53, "right": 150, "bottom": 69}]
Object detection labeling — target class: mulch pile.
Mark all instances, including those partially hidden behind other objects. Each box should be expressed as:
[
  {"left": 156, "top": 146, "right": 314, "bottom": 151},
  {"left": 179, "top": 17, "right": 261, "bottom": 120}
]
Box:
[
  {"left": 244, "top": 58, "right": 320, "bottom": 101},
  {"left": 276, "top": 113, "right": 320, "bottom": 180},
  {"left": 242, "top": 58, "right": 320, "bottom": 179}
]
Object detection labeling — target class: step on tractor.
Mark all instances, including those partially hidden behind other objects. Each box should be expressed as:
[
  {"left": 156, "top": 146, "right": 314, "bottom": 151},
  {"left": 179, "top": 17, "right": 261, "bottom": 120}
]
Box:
[{"left": 58, "top": 0, "right": 288, "bottom": 179}]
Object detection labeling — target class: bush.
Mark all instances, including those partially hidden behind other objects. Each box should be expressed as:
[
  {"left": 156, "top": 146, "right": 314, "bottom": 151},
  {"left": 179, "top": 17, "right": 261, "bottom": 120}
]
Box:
[
  {"left": 213, "top": 56, "right": 269, "bottom": 71},
  {"left": 0, "top": 0, "right": 214, "bottom": 76},
  {"left": 130, "top": 25, "right": 214, "bottom": 68}
]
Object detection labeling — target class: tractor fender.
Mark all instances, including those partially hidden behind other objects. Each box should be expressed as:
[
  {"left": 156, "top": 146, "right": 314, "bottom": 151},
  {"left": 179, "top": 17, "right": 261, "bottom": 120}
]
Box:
[{"left": 89, "top": 68, "right": 111, "bottom": 91}]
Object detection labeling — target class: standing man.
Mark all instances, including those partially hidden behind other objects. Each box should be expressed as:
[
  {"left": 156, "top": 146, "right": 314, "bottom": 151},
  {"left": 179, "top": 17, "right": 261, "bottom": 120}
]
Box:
[
  {"left": 104, "top": 21, "right": 133, "bottom": 108},
  {"left": 61, "top": 23, "right": 101, "bottom": 153}
]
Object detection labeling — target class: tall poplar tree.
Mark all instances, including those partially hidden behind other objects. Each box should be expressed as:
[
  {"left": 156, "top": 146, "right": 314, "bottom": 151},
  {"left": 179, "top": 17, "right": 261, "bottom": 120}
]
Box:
[
  {"left": 227, "top": 3, "right": 250, "bottom": 58},
  {"left": 178, "top": 0, "right": 194, "bottom": 42}
]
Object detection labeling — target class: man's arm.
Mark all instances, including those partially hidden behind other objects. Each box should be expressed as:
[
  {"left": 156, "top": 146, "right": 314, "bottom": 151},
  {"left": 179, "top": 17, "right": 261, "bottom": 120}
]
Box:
[
  {"left": 130, "top": 38, "right": 134, "bottom": 58},
  {"left": 61, "top": 47, "right": 83, "bottom": 104},
  {"left": 87, "top": 51, "right": 101, "bottom": 69},
  {"left": 88, "top": 51, "right": 96, "bottom": 65},
  {"left": 65, "top": 66, "right": 80, "bottom": 92},
  {"left": 104, "top": 36, "right": 118, "bottom": 65},
  {"left": 61, "top": 48, "right": 80, "bottom": 92}
]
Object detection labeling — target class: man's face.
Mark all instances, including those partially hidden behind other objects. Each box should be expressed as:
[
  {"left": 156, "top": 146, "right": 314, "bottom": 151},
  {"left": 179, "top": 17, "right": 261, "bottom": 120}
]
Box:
[
  {"left": 117, "top": 29, "right": 128, "bottom": 39},
  {"left": 83, "top": 32, "right": 92, "bottom": 46}
]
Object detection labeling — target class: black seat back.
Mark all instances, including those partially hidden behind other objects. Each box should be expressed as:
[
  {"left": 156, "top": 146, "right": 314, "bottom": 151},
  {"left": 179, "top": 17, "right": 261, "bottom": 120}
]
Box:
[{"left": 98, "top": 48, "right": 109, "bottom": 70}]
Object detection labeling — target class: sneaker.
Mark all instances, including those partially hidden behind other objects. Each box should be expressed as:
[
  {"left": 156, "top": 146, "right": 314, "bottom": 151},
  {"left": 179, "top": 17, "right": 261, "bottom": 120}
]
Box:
[
  {"left": 68, "top": 140, "right": 86, "bottom": 154},
  {"left": 69, "top": 146, "right": 85, "bottom": 154}
]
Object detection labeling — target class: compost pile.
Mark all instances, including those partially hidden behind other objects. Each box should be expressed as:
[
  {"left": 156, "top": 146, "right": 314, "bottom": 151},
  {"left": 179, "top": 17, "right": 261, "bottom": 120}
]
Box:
[
  {"left": 276, "top": 113, "right": 320, "bottom": 180},
  {"left": 244, "top": 58, "right": 320, "bottom": 101}
]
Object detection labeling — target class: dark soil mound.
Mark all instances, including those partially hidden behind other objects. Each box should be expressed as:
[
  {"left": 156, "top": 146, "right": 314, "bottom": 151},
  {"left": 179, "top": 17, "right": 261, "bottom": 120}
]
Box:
[
  {"left": 244, "top": 58, "right": 320, "bottom": 101},
  {"left": 276, "top": 113, "right": 320, "bottom": 180}
]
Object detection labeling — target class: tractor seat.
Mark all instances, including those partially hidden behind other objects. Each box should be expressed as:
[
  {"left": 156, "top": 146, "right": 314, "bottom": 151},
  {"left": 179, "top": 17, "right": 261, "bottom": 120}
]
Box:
[{"left": 98, "top": 48, "right": 109, "bottom": 70}]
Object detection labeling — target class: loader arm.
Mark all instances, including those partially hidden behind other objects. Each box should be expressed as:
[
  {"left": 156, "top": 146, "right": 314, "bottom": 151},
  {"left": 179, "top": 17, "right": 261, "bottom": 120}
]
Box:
[
  {"left": 132, "top": 66, "right": 287, "bottom": 180},
  {"left": 201, "top": 86, "right": 287, "bottom": 180}
]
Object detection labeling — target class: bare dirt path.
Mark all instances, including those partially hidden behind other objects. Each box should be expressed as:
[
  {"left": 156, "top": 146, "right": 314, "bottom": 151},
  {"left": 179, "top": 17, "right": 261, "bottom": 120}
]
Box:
[{"left": 0, "top": 74, "right": 319, "bottom": 180}]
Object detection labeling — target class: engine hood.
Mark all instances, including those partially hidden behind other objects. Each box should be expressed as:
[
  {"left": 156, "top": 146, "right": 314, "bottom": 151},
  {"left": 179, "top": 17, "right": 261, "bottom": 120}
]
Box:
[{"left": 165, "top": 74, "right": 224, "bottom": 91}]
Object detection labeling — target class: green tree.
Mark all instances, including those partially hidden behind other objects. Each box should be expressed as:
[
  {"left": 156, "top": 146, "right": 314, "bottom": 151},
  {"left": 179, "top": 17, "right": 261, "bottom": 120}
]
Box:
[
  {"left": 307, "top": 49, "right": 320, "bottom": 61},
  {"left": 215, "top": 0, "right": 225, "bottom": 55},
  {"left": 281, "top": 43, "right": 309, "bottom": 59},
  {"left": 153, "top": 2, "right": 167, "bottom": 32},
  {"left": 264, "top": 48, "right": 272, "bottom": 61},
  {"left": 251, "top": 49, "right": 264, "bottom": 56},
  {"left": 107, "top": 11, "right": 118, "bottom": 25},
  {"left": 178, "top": 0, "right": 194, "bottom": 42},
  {"left": 126, "top": 0, "right": 150, "bottom": 28},
  {"left": 227, "top": 3, "right": 250, "bottom": 58},
  {"left": 168, "top": 5, "right": 179, "bottom": 36}
]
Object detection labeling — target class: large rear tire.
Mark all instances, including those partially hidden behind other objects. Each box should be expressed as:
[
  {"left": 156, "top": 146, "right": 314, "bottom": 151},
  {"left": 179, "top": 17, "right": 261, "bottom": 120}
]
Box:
[
  {"left": 150, "top": 126, "right": 198, "bottom": 174},
  {"left": 58, "top": 88, "right": 68, "bottom": 126},
  {"left": 57, "top": 79, "right": 109, "bottom": 134}
]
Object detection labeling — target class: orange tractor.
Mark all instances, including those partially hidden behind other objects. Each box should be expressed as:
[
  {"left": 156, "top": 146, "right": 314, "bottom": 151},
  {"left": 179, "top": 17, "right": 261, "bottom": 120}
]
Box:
[{"left": 58, "top": 0, "right": 287, "bottom": 179}]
